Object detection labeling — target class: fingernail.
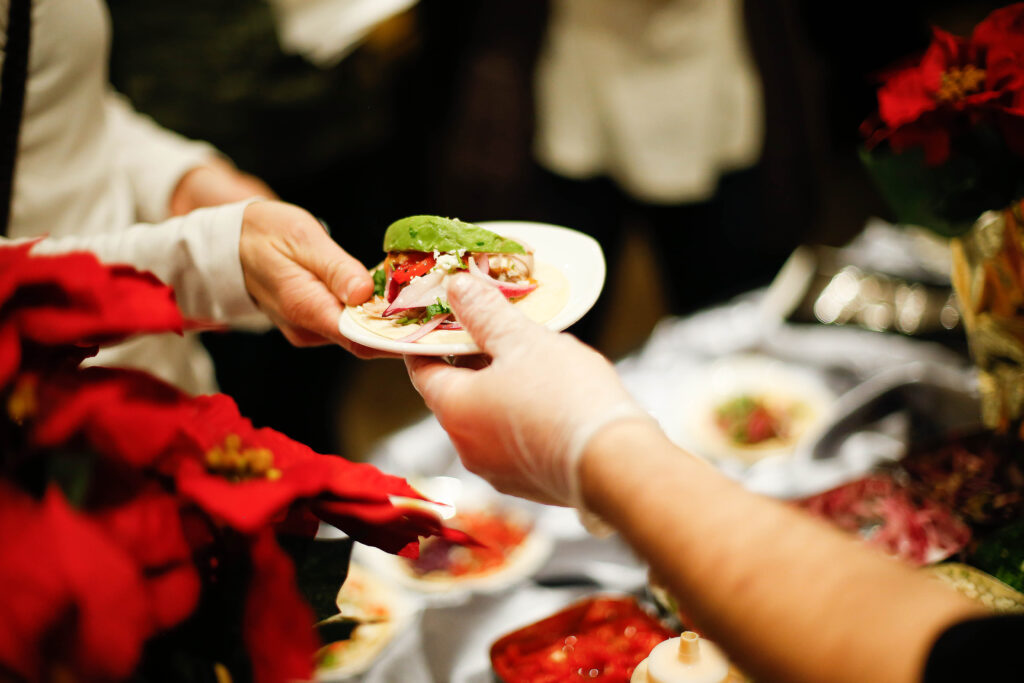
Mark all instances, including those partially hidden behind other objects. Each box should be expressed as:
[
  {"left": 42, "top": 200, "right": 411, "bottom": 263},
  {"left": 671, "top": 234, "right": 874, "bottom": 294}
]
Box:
[{"left": 345, "top": 277, "right": 370, "bottom": 302}]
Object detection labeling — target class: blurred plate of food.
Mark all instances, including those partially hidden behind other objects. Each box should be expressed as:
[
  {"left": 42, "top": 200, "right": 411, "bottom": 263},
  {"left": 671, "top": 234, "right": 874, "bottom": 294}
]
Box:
[
  {"left": 794, "top": 472, "right": 971, "bottom": 566},
  {"left": 670, "top": 355, "right": 836, "bottom": 467},
  {"left": 353, "top": 477, "right": 553, "bottom": 601},
  {"left": 926, "top": 563, "right": 1024, "bottom": 613},
  {"left": 490, "top": 595, "right": 675, "bottom": 683},
  {"left": 315, "top": 562, "right": 418, "bottom": 681}
]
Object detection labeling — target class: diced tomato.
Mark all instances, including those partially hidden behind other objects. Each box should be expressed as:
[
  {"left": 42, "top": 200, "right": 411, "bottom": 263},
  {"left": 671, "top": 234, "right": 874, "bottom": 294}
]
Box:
[{"left": 391, "top": 254, "right": 435, "bottom": 285}]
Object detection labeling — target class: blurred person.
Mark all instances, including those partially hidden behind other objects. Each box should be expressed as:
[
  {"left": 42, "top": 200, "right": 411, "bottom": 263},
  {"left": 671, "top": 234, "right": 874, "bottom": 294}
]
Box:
[
  {"left": 406, "top": 274, "right": 1008, "bottom": 683},
  {"left": 0, "top": 0, "right": 381, "bottom": 394},
  {"left": 533, "top": 0, "right": 784, "bottom": 341},
  {"left": 105, "top": 0, "right": 428, "bottom": 451},
  {"left": 16, "top": 199, "right": 382, "bottom": 358}
]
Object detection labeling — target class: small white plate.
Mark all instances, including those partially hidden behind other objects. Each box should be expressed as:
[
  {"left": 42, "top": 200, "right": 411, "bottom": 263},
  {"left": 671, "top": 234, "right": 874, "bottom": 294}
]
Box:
[
  {"left": 337, "top": 221, "right": 605, "bottom": 356},
  {"left": 352, "top": 477, "right": 553, "bottom": 604},
  {"left": 670, "top": 354, "right": 836, "bottom": 467}
]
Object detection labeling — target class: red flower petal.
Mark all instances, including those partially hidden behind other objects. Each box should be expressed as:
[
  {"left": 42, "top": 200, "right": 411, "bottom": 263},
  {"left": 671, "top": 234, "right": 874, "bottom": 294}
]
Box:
[
  {"left": 93, "top": 488, "right": 201, "bottom": 631},
  {"left": 0, "top": 484, "right": 151, "bottom": 681},
  {"left": 28, "top": 367, "right": 193, "bottom": 468},
  {"left": 0, "top": 246, "right": 184, "bottom": 390},
  {"left": 244, "top": 531, "right": 318, "bottom": 683}
]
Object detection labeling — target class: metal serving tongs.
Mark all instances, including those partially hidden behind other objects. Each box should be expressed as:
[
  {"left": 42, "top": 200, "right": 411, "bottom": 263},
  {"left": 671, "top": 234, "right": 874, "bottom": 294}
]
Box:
[{"left": 809, "top": 361, "right": 979, "bottom": 461}]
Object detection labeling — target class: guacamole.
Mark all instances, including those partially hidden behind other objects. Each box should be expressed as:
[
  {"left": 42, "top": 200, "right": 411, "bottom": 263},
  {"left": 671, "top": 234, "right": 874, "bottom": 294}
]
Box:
[{"left": 383, "top": 216, "right": 527, "bottom": 255}]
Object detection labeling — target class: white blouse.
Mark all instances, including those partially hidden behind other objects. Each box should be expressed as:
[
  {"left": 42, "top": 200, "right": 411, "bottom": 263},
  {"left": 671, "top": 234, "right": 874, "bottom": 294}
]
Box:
[{"left": 1, "top": 0, "right": 267, "bottom": 394}]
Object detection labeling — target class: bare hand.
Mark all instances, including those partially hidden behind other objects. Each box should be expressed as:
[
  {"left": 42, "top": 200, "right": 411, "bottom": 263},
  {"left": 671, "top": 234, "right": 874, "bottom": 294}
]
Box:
[{"left": 239, "top": 200, "right": 389, "bottom": 358}]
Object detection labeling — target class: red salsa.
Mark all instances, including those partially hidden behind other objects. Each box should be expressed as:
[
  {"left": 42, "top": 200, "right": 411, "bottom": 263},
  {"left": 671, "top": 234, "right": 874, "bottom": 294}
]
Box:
[
  {"left": 408, "top": 509, "right": 530, "bottom": 578},
  {"left": 491, "top": 597, "right": 675, "bottom": 683},
  {"left": 714, "top": 395, "right": 788, "bottom": 445}
]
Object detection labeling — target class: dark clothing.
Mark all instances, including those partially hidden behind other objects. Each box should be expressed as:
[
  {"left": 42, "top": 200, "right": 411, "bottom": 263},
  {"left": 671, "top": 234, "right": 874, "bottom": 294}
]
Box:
[{"left": 923, "top": 614, "right": 1024, "bottom": 682}]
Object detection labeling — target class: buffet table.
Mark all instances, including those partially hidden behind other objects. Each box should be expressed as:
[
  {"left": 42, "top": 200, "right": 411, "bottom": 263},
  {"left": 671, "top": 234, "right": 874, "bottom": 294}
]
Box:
[{"left": 325, "top": 235, "right": 983, "bottom": 680}]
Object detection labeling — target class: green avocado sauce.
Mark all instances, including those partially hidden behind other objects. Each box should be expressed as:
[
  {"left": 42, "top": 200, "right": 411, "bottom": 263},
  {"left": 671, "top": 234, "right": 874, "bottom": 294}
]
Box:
[{"left": 382, "top": 215, "right": 526, "bottom": 254}]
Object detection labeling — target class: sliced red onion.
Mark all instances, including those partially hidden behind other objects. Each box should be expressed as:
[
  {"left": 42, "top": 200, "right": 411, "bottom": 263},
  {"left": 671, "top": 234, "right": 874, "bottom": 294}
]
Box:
[
  {"left": 468, "top": 256, "right": 538, "bottom": 298},
  {"left": 474, "top": 253, "right": 490, "bottom": 275},
  {"left": 397, "top": 313, "right": 450, "bottom": 343},
  {"left": 383, "top": 270, "right": 445, "bottom": 316},
  {"left": 438, "top": 320, "right": 463, "bottom": 330},
  {"left": 384, "top": 262, "right": 397, "bottom": 303},
  {"left": 507, "top": 252, "right": 534, "bottom": 277}
]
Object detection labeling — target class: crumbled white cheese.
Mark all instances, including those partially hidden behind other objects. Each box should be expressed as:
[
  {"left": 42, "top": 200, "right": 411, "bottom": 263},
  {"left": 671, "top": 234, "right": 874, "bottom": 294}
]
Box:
[{"left": 432, "top": 252, "right": 463, "bottom": 273}]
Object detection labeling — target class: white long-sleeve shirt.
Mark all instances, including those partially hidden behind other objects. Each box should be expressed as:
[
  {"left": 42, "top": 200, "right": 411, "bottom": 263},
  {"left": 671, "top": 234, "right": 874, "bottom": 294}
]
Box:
[{"left": 1, "top": 0, "right": 267, "bottom": 394}]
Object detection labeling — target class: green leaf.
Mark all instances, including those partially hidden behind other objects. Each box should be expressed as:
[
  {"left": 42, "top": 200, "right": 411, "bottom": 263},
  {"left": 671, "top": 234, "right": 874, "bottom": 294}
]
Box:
[
  {"left": 860, "top": 127, "right": 1024, "bottom": 238},
  {"left": 278, "top": 535, "right": 353, "bottom": 624},
  {"left": 47, "top": 450, "right": 94, "bottom": 508}
]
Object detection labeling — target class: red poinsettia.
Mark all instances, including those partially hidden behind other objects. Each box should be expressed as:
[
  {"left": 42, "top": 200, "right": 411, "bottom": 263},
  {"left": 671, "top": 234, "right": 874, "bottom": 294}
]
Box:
[
  {"left": 91, "top": 486, "right": 201, "bottom": 632},
  {"left": 0, "top": 243, "right": 182, "bottom": 389},
  {"left": 168, "top": 393, "right": 466, "bottom": 557},
  {"left": 0, "top": 483, "right": 153, "bottom": 682},
  {"left": 244, "top": 530, "right": 321, "bottom": 683},
  {"left": 18, "top": 366, "right": 194, "bottom": 468},
  {"left": 862, "top": 3, "right": 1024, "bottom": 164},
  {"left": 0, "top": 243, "right": 472, "bottom": 682}
]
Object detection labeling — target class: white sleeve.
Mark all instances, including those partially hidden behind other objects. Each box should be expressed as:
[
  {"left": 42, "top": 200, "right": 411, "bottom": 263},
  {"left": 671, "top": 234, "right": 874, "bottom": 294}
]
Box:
[
  {"left": 27, "top": 200, "right": 270, "bottom": 329},
  {"left": 103, "top": 90, "right": 219, "bottom": 223}
]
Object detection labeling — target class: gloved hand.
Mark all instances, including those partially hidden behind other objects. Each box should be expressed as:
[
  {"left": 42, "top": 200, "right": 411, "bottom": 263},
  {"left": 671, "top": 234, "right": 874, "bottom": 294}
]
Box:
[{"left": 405, "top": 274, "right": 653, "bottom": 508}]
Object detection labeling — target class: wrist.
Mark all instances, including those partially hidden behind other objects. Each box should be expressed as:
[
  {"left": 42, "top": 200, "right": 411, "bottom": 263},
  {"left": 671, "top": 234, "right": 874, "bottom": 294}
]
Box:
[
  {"left": 577, "top": 418, "right": 662, "bottom": 510},
  {"left": 578, "top": 419, "right": 697, "bottom": 519}
]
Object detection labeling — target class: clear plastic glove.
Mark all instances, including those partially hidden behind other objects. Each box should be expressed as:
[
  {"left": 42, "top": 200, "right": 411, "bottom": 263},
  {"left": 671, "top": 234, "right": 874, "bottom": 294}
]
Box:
[
  {"left": 239, "top": 200, "right": 388, "bottom": 358},
  {"left": 405, "top": 274, "right": 653, "bottom": 508}
]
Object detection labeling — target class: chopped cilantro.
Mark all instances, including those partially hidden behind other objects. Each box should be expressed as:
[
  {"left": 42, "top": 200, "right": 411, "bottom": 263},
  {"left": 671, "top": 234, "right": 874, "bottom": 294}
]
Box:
[
  {"left": 424, "top": 298, "right": 451, "bottom": 319},
  {"left": 372, "top": 269, "right": 387, "bottom": 298}
]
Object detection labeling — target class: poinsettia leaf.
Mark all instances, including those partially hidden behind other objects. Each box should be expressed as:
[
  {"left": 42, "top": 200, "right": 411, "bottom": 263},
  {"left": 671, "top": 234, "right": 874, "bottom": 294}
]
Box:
[
  {"left": 861, "top": 130, "right": 1024, "bottom": 236},
  {"left": 46, "top": 449, "right": 94, "bottom": 508},
  {"left": 277, "top": 535, "right": 353, "bottom": 623}
]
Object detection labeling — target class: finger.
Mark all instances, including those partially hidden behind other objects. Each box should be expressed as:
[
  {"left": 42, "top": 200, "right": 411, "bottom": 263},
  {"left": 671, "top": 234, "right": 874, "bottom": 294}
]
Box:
[
  {"left": 404, "top": 355, "right": 471, "bottom": 411},
  {"left": 445, "top": 275, "right": 545, "bottom": 358},
  {"left": 292, "top": 225, "right": 374, "bottom": 305},
  {"left": 268, "top": 310, "right": 333, "bottom": 347},
  {"left": 270, "top": 274, "right": 350, "bottom": 344}
]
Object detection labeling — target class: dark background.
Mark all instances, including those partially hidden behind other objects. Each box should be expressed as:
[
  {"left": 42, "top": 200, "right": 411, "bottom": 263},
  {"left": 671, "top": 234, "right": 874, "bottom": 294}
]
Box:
[{"left": 106, "top": 0, "right": 1004, "bottom": 458}]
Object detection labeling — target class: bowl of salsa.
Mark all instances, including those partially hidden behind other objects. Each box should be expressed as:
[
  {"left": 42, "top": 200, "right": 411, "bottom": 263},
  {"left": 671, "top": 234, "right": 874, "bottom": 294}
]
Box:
[{"left": 490, "top": 596, "right": 675, "bottom": 683}]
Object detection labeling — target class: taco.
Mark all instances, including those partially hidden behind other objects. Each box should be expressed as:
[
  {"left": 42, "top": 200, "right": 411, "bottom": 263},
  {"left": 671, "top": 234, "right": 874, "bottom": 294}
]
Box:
[{"left": 349, "top": 216, "right": 569, "bottom": 344}]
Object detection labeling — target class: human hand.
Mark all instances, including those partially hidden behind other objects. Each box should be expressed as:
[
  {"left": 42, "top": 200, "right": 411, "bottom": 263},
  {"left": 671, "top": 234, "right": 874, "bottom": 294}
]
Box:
[
  {"left": 239, "top": 200, "right": 388, "bottom": 357},
  {"left": 405, "top": 275, "right": 651, "bottom": 508},
  {"left": 170, "top": 157, "right": 277, "bottom": 216}
]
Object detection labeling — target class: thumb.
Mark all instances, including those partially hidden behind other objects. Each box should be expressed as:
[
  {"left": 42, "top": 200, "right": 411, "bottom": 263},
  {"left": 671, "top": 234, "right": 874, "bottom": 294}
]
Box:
[
  {"left": 292, "top": 225, "right": 374, "bottom": 305},
  {"left": 446, "top": 274, "right": 545, "bottom": 357}
]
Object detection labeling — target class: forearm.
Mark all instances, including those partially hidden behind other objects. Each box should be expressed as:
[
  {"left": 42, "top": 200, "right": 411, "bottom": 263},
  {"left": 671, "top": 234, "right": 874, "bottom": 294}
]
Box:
[
  {"left": 29, "top": 201, "right": 266, "bottom": 328},
  {"left": 580, "top": 422, "right": 985, "bottom": 683}
]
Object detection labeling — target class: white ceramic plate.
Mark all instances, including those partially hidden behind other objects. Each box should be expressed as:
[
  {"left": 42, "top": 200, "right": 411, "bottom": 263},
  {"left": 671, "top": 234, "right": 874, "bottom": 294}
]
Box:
[
  {"left": 352, "top": 477, "right": 553, "bottom": 604},
  {"left": 315, "top": 562, "right": 419, "bottom": 681},
  {"left": 337, "top": 221, "right": 605, "bottom": 356},
  {"left": 670, "top": 354, "right": 836, "bottom": 467}
]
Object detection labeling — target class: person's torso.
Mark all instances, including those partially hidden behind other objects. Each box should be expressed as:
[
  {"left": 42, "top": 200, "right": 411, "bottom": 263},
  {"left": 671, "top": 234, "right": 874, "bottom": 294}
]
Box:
[{"left": 4, "top": 0, "right": 134, "bottom": 239}]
